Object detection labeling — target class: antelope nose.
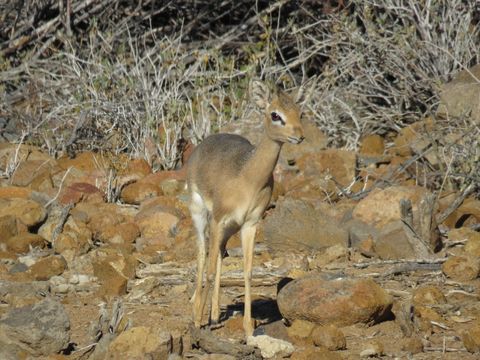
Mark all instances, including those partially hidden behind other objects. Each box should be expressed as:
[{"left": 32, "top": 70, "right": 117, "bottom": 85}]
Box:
[{"left": 299, "top": 135, "right": 305, "bottom": 143}]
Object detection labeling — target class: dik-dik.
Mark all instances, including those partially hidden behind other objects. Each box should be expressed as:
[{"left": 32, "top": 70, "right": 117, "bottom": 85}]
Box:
[{"left": 187, "top": 80, "right": 304, "bottom": 337}]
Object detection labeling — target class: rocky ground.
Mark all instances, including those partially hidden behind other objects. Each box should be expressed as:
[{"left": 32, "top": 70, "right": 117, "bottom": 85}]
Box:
[{"left": 0, "top": 66, "right": 479, "bottom": 360}]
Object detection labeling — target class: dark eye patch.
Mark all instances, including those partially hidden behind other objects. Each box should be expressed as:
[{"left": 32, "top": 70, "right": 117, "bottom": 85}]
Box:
[{"left": 271, "top": 112, "right": 285, "bottom": 125}]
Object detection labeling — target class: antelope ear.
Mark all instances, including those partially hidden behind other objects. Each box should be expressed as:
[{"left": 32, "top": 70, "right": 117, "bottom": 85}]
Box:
[{"left": 250, "top": 80, "right": 271, "bottom": 110}]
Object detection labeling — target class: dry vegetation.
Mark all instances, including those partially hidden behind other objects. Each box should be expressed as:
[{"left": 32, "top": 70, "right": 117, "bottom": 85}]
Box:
[{"left": 1, "top": 0, "right": 479, "bottom": 192}]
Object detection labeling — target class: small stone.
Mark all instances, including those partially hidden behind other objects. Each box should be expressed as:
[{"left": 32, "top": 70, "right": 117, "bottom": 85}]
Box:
[
  {"left": 247, "top": 335, "right": 294, "bottom": 359},
  {"left": 311, "top": 324, "right": 346, "bottom": 350},
  {"left": 360, "top": 340, "right": 384, "bottom": 357},
  {"left": 462, "top": 323, "right": 480, "bottom": 353},
  {"left": 442, "top": 256, "right": 480, "bottom": 281}
]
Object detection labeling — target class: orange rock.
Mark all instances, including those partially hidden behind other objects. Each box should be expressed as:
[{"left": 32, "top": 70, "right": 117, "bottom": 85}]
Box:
[
  {"left": 393, "top": 118, "right": 434, "bottom": 157},
  {"left": 0, "top": 215, "right": 17, "bottom": 243},
  {"left": 57, "top": 151, "right": 104, "bottom": 172},
  {"left": 28, "top": 255, "right": 67, "bottom": 281},
  {"left": 311, "top": 324, "right": 346, "bottom": 350},
  {"left": 6, "top": 233, "right": 47, "bottom": 253},
  {"left": 359, "top": 134, "right": 385, "bottom": 156},
  {"left": 442, "top": 255, "right": 480, "bottom": 281},
  {"left": 120, "top": 182, "right": 161, "bottom": 205},
  {"left": 59, "top": 182, "right": 104, "bottom": 205},
  {"left": 412, "top": 286, "right": 446, "bottom": 306},
  {"left": 297, "top": 149, "right": 356, "bottom": 187},
  {"left": 352, "top": 185, "right": 433, "bottom": 228},
  {"left": 0, "top": 186, "right": 32, "bottom": 199}
]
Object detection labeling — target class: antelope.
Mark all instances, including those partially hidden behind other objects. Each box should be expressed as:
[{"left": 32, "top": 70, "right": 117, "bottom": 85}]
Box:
[{"left": 187, "top": 79, "right": 305, "bottom": 337}]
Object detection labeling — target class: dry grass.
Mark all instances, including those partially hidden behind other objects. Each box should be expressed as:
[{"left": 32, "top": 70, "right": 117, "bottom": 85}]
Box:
[{"left": 0, "top": 0, "right": 479, "bottom": 192}]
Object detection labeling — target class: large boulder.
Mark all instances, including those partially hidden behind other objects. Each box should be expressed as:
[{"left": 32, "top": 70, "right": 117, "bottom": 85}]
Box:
[
  {"left": 0, "top": 298, "right": 70, "bottom": 357},
  {"left": 277, "top": 276, "right": 393, "bottom": 327}
]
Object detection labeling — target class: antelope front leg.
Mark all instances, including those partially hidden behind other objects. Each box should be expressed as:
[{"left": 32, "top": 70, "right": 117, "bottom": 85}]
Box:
[{"left": 241, "top": 223, "right": 257, "bottom": 337}]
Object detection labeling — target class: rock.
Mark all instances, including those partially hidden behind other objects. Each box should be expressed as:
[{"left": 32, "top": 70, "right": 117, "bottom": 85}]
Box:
[
  {"left": 393, "top": 118, "right": 434, "bottom": 157},
  {"left": 97, "top": 222, "right": 140, "bottom": 247},
  {"left": 286, "top": 319, "right": 315, "bottom": 342},
  {"left": 59, "top": 182, "right": 104, "bottom": 205},
  {"left": 344, "top": 219, "right": 379, "bottom": 248},
  {"left": 53, "top": 217, "right": 92, "bottom": 261},
  {"left": 0, "top": 198, "right": 47, "bottom": 228},
  {"left": 120, "top": 181, "right": 161, "bottom": 205},
  {"left": 281, "top": 119, "right": 328, "bottom": 164},
  {"left": 450, "top": 228, "right": 480, "bottom": 257},
  {"left": 442, "top": 256, "right": 480, "bottom": 281},
  {"left": 291, "top": 346, "right": 342, "bottom": 360},
  {"left": 92, "top": 249, "right": 136, "bottom": 297},
  {"left": 359, "top": 134, "right": 385, "bottom": 156},
  {"left": 352, "top": 185, "right": 433, "bottom": 229},
  {"left": 247, "top": 335, "right": 294, "bottom": 359},
  {"left": 121, "top": 158, "right": 152, "bottom": 177},
  {"left": 0, "top": 186, "right": 32, "bottom": 199},
  {"left": 0, "top": 298, "right": 70, "bottom": 357},
  {"left": 223, "top": 315, "right": 245, "bottom": 336},
  {"left": 160, "top": 179, "right": 184, "bottom": 196},
  {"left": 442, "top": 197, "right": 480, "bottom": 228},
  {"left": 297, "top": 149, "right": 356, "bottom": 187},
  {"left": 263, "top": 198, "right": 348, "bottom": 254},
  {"left": 311, "top": 324, "right": 346, "bottom": 350},
  {"left": 5, "top": 233, "right": 47, "bottom": 253},
  {"left": 412, "top": 286, "right": 446, "bottom": 306},
  {"left": 57, "top": 151, "right": 100, "bottom": 172},
  {"left": 360, "top": 340, "right": 384, "bottom": 357},
  {"left": 0, "top": 215, "right": 17, "bottom": 244},
  {"left": 400, "top": 337, "right": 424, "bottom": 354},
  {"left": 10, "top": 159, "right": 57, "bottom": 187},
  {"left": 437, "top": 64, "right": 480, "bottom": 124},
  {"left": 106, "top": 326, "right": 172, "bottom": 359},
  {"left": 28, "top": 255, "right": 67, "bottom": 281},
  {"left": 277, "top": 276, "right": 393, "bottom": 326},
  {"left": 413, "top": 306, "right": 443, "bottom": 332},
  {"left": 0, "top": 281, "right": 49, "bottom": 307},
  {"left": 373, "top": 220, "right": 418, "bottom": 260},
  {"left": 308, "top": 244, "right": 347, "bottom": 269},
  {"left": 135, "top": 204, "right": 181, "bottom": 239},
  {"left": 462, "top": 323, "right": 480, "bottom": 353},
  {"left": 86, "top": 205, "right": 128, "bottom": 236}
]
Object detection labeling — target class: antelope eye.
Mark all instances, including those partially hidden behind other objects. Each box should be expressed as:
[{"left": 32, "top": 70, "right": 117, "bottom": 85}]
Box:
[{"left": 271, "top": 112, "right": 282, "bottom": 122}]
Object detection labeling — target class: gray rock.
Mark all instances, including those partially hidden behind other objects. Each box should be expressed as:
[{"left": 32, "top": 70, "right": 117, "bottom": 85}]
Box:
[{"left": 0, "top": 298, "right": 70, "bottom": 357}]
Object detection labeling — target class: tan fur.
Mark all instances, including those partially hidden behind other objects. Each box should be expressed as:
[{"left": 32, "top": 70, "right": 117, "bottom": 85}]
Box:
[{"left": 187, "top": 80, "right": 304, "bottom": 337}]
